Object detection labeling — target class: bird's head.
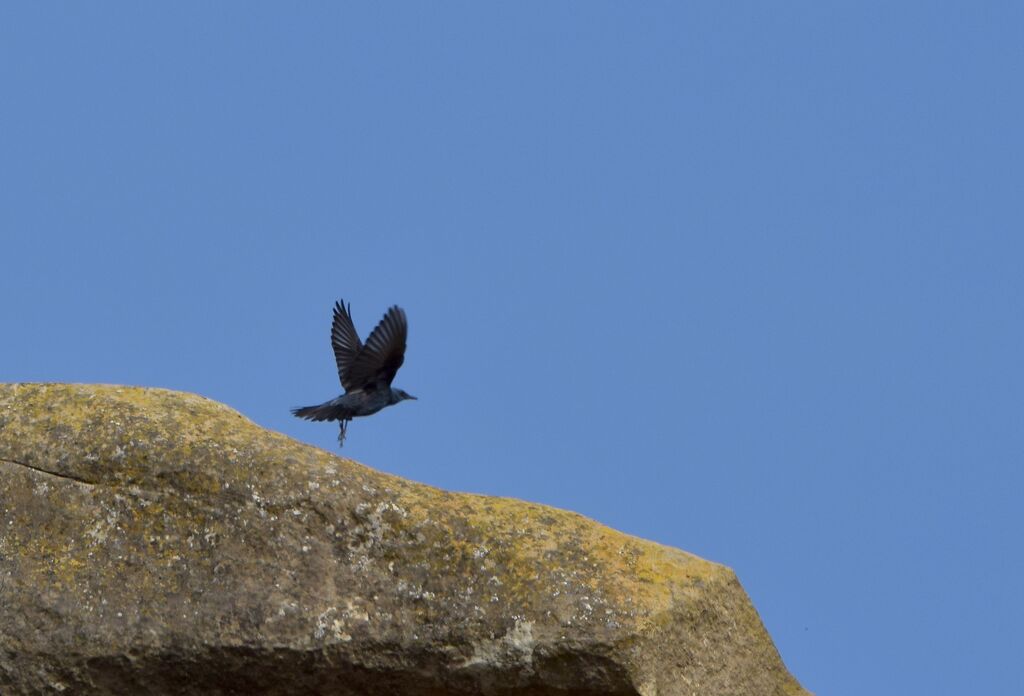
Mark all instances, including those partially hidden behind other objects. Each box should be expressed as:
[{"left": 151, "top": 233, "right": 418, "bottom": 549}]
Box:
[{"left": 394, "top": 389, "right": 417, "bottom": 402}]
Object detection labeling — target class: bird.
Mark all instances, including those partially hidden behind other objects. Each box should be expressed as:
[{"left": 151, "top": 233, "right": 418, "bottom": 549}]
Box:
[{"left": 292, "top": 300, "right": 416, "bottom": 447}]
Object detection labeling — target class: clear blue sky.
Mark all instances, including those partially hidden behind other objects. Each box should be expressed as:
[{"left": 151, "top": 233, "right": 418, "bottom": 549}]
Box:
[{"left": 2, "top": 4, "right": 1022, "bottom": 694}]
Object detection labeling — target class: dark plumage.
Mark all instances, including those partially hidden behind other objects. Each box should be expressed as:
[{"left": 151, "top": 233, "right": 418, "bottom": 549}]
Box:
[{"left": 292, "top": 300, "right": 416, "bottom": 446}]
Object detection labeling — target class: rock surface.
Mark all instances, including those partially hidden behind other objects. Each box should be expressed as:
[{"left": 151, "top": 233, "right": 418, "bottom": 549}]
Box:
[{"left": 0, "top": 384, "right": 808, "bottom": 696}]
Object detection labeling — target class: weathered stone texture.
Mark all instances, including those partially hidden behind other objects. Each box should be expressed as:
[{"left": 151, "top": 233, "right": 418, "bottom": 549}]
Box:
[{"left": 0, "top": 383, "right": 808, "bottom": 695}]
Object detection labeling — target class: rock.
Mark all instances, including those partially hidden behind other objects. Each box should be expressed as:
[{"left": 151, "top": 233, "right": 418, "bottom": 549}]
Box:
[{"left": 0, "top": 383, "right": 808, "bottom": 696}]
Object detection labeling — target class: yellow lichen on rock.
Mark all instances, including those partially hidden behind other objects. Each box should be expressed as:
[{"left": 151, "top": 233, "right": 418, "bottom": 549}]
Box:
[{"left": 0, "top": 383, "right": 808, "bottom": 696}]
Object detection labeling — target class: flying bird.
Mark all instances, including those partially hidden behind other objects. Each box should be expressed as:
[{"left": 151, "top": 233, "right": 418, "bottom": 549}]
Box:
[{"left": 292, "top": 300, "right": 416, "bottom": 446}]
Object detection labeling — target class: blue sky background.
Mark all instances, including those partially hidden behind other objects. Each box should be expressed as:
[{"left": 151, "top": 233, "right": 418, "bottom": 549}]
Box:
[{"left": 2, "top": 4, "right": 1022, "bottom": 694}]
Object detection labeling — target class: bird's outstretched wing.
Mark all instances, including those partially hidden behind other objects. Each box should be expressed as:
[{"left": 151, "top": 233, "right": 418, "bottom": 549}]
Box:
[
  {"left": 331, "top": 300, "right": 363, "bottom": 391},
  {"left": 348, "top": 305, "right": 408, "bottom": 391}
]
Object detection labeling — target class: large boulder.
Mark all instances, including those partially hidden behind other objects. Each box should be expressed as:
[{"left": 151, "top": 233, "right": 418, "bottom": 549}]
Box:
[{"left": 0, "top": 384, "right": 808, "bottom": 695}]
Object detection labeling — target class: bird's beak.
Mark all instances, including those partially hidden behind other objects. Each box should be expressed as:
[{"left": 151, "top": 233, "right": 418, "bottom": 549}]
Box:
[{"left": 408, "top": 394, "right": 418, "bottom": 400}]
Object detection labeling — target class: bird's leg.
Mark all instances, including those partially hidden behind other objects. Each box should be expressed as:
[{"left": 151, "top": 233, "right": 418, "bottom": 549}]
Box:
[{"left": 338, "top": 419, "right": 349, "bottom": 447}]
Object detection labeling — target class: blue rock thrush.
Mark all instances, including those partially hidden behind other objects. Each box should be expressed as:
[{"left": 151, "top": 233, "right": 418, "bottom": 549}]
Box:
[{"left": 292, "top": 300, "right": 416, "bottom": 446}]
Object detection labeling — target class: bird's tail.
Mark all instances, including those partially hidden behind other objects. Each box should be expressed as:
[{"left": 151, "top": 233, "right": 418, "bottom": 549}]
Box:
[{"left": 291, "top": 402, "right": 352, "bottom": 422}]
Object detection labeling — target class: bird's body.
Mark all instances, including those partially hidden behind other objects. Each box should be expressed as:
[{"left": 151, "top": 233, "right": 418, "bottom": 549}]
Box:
[
  {"left": 292, "top": 300, "right": 416, "bottom": 446},
  {"left": 293, "top": 387, "right": 407, "bottom": 421}
]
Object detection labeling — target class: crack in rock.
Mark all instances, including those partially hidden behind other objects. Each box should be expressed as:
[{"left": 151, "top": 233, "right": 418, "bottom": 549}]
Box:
[{"left": 0, "top": 456, "right": 97, "bottom": 487}]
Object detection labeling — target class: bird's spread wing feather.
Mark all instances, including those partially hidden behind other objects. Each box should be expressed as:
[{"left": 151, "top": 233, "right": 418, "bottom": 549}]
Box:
[
  {"left": 348, "top": 305, "right": 408, "bottom": 391},
  {"left": 331, "top": 300, "right": 363, "bottom": 391}
]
